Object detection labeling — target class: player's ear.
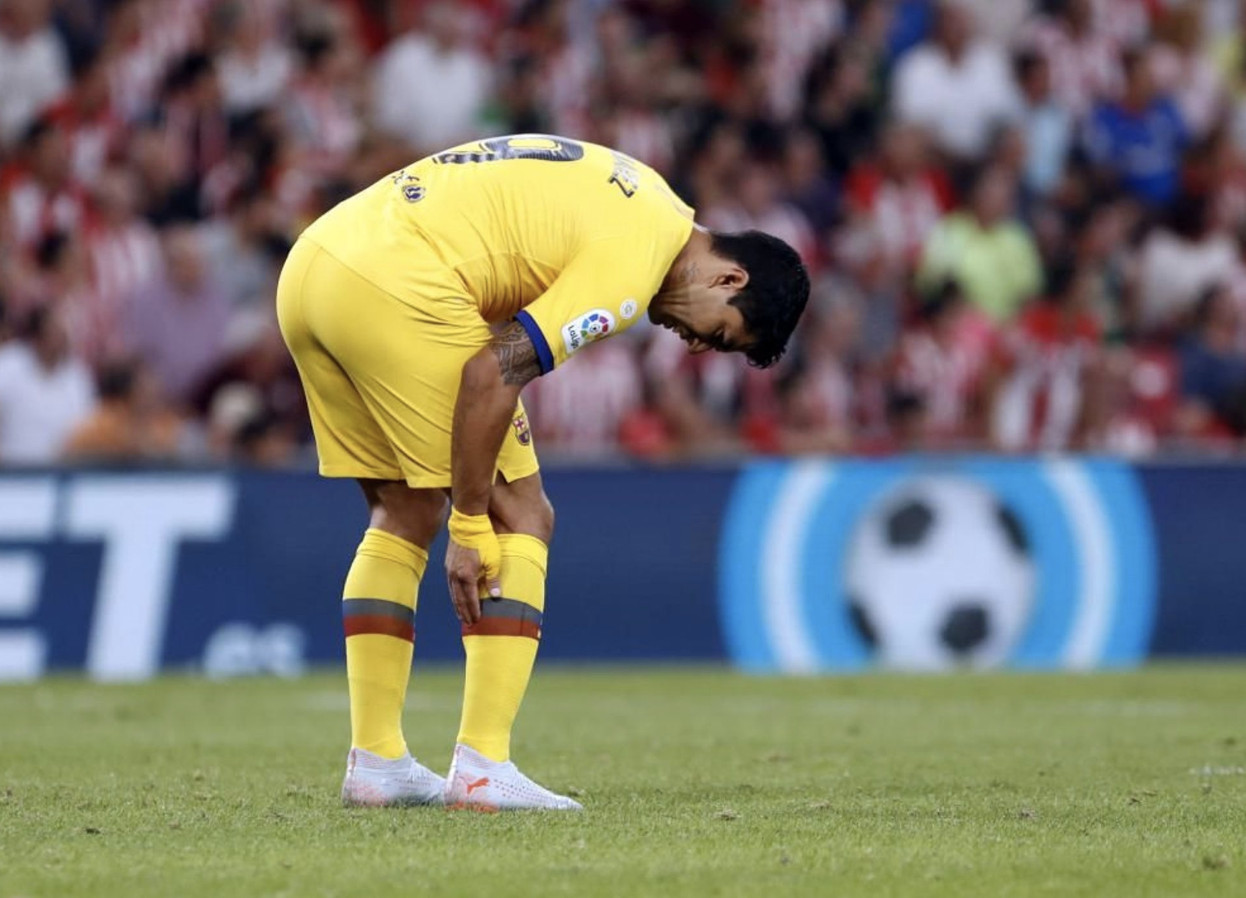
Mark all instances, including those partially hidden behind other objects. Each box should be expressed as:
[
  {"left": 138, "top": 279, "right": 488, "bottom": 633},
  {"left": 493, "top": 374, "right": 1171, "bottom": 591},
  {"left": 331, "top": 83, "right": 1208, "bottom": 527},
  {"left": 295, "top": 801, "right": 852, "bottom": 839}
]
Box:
[{"left": 714, "top": 265, "right": 749, "bottom": 292}]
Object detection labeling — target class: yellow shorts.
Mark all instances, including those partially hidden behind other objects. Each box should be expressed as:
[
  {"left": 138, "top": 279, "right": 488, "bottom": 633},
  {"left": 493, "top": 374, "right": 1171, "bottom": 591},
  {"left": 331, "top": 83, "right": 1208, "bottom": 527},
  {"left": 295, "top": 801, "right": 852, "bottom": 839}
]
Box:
[{"left": 276, "top": 237, "right": 539, "bottom": 488}]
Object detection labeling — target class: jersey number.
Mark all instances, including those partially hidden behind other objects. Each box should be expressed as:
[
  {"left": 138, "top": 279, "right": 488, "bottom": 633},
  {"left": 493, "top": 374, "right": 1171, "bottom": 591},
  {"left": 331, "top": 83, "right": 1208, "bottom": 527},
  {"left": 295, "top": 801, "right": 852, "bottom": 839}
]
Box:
[{"left": 433, "top": 135, "right": 585, "bottom": 165}]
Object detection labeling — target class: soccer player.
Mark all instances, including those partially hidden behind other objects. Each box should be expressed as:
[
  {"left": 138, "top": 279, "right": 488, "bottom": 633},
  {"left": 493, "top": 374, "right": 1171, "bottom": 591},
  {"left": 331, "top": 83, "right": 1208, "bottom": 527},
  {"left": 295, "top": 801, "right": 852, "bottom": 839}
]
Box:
[{"left": 276, "top": 134, "right": 809, "bottom": 810}]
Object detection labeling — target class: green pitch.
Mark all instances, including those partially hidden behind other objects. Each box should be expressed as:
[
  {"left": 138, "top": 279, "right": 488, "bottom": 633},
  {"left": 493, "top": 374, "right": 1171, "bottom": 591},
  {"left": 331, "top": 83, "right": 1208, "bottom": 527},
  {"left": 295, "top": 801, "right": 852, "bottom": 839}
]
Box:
[{"left": 1, "top": 666, "right": 1244, "bottom": 898}]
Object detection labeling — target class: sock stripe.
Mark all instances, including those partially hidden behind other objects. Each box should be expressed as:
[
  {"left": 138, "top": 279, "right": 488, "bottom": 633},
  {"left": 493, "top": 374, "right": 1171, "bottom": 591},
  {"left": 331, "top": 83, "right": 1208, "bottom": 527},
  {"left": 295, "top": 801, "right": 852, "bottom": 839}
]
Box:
[
  {"left": 463, "top": 597, "right": 542, "bottom": 640},
  {"left": 343, "top": 598, "right": 415, "bottom": 641}
]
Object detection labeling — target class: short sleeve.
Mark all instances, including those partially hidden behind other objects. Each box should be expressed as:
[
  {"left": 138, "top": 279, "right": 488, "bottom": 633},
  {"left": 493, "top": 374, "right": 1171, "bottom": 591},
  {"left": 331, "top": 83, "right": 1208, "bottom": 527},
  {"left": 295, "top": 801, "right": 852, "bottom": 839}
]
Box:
[{"left": 515, "top": 237, "right": 675, "bottom": 374}]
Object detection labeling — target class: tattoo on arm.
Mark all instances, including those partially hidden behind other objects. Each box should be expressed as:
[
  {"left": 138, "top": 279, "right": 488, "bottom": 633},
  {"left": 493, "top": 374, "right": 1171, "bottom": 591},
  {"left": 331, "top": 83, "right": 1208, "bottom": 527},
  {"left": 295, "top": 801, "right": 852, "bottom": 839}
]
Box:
[{"left": 487, "top": 320, "right": 543, "bottom": 386}]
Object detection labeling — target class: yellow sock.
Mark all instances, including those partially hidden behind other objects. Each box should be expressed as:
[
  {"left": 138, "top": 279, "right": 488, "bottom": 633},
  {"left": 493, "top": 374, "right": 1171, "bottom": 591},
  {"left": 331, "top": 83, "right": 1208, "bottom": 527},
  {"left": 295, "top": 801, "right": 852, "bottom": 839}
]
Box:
[
  {"left": 342, "top": 528, "right": 427, "bottom": 759},
  {"left": 457, "top": 533, "right": 547, "bottom": 762}
]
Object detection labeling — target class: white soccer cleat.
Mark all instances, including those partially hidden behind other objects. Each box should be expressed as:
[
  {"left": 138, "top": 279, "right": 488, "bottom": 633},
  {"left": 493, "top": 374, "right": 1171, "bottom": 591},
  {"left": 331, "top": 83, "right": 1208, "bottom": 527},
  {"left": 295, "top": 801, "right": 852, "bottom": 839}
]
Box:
[
  {"left": 444, "top": 743, "right": 583, "bottom": 812},
  {"left": 340, "top": 748, "right": 446, "bottom": 807}
]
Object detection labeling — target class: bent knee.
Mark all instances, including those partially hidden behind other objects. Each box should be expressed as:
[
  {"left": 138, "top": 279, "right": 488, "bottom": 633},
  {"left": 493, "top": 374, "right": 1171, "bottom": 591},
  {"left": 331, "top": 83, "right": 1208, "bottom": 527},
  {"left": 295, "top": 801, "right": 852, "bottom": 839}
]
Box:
[
  {"left": 364, "top": 482, "right": 447, "bottom": 548},
  {"left": 492, "top": 485, "right": 555, "bottom": 543}
]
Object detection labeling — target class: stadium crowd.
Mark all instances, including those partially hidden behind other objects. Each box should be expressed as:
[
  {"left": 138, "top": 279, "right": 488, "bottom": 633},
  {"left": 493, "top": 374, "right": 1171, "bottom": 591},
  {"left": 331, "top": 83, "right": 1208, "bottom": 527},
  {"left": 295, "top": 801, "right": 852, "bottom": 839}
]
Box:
[{"left": 4, "top": 0, "right": 1246, "bottom": 465}]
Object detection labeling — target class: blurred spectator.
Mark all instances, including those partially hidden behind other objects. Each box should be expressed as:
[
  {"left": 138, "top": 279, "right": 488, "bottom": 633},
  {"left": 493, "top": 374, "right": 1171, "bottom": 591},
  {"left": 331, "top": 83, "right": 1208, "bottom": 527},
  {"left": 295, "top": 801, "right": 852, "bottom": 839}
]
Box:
[
  {"left": 285, "top": 28, "right": 363, "bottom": 178},
  {"left": 190, "top": 307, "right": 305, "bottom": 443},
  {"left": 1084, "top": 46, "right": 1189, "bottom": 207},
  {"left": 803, "top": 46, "right": 879, "bottom": 179},
  {"left": 0, "top": 304, "right": 95, "bottom": 464},
  {"left": 29, "top": 230, "right": 110, "bottom": 365},
  {"left": 231, "top": 409, "right": 297, "bottom": 466},
  {"left": 892, "top": 0, "right": 1019, "bottom": 165},
  {"left": 1012, "top": 48, "right": 1074, "bottom": 199},
  {"left": 592, "top": 49, "right": 677, "bottom": 175},
  {"left": 2, "top": 116, "right": 87, "bottom": 252},
  {"left": 122, "top": 225, "right": 230, "bottom": 404},
  {"left": 1096, "top": 0, "right": 1154, "bottom": 48},
  {"left": 1096, "top": 343, "right": 1174, "bottom": 456},
  {"left": 0, "top": 0, "right": 69, "bottom": 147},
  {"left": 756, "top": 0, "right": 842, "bottom": 122},
  {"left": 991, "top": 259, "right": 1105, "bottom": 451},
  {"left": 918, "top": 165, "right": 1042, "bottom": 322},
  {"left": 1150, "top": 4, "right": 1225, "bottom": 141},
  {"left": 200, "top": 189, "right": 288, "bottom": 310},
  {"left": 701, "top": 160, "right": 817, "bottom": 264},
  {"left": 1136, "top": 193, "right": 1237, "bottom": 333},
  {"left": 62, "top": 357, "right": 184, "bottom": 462},
  {"left": 373, "top": 2, "right": 490, "bottom": 154},
  {"left": 781, "top": 128, "right": 838, "bottom": 238},
  {"left": 843, "top": 122, "right": 953, "bottom": 274},
  {"left": 44, "top": 48, "right": 123, "bottom": 183},
  {"left": 767, "top": 292, "right": 863, "bottom": 454},
  {"left": 1068, "top": 199, "right": 1135, "bottom": 337},
  {"left": 682, "top": 120, "right": 747, "bottom": 213},
  {"left": 83, "top": 167, "right": 162, "bottom": 352},
  {"left": 214, "top": 1, "right": 293, "bottom": 116},
  {"left": 128, "top": 123, "right": 200, "bottom": 225},
  {"left": 1019, "top": 0, "right": 1122, "bottom": 121},
  {"left": 893, "top": 280, "right": 994, "bottom": 448},
  {"left": 148, "top": 51, "right": 230, "bottom": 207},
  {"left": 102, "top": 0, "right": 205, "bottom": 124},
  {"left": 1174, "top": 285, "right": 1246, "bottom": 440}
]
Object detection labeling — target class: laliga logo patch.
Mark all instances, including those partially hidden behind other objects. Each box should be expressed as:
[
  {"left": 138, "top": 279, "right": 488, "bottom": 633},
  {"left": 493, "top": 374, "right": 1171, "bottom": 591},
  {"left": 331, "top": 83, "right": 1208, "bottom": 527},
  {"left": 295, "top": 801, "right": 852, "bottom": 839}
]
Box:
[
  {"left": 718, "top": 459, "right": 1157, "bottom": 673},
  {"left": 561, "top": 309, "right": 615, "bottom": 357},
  {"left": 512, "top": 413, "right": 532, "bottom": 446}
]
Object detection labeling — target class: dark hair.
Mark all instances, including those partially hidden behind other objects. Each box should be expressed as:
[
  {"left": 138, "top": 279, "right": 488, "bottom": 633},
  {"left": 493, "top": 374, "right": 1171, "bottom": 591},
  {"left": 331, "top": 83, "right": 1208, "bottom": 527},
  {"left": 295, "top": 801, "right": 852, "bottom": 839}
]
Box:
[
  {"left": 1167, "top": 191, "right": 1210, "bottom": 240},
  {"left": 886, "top": 387, "right": 926, "bottom": 421},
  {"left": 35, "top": 231, "right": 71, "bottom": 271},
  {"left": 919, "top": 278, "right": 964, "bottom": 321},
  {"left": 20, "top": 115, "right": 56, "bottom": 151},
  {"left": 161, "top": 52, "right": 214, "bottom": 98},
  {"left": 21, "top": 304, "right": 54, "bottom": 342},
  {"left": 234, "top": 411, "right": 282, "bottom": 454},
  {"left": 711, "top": 230, "right": 810, "bottom": 368},
  {"left": 1121, "top": 45, "right": 1149, "bottom": 80},
  {"left": 296, "top": 32, "right": 335, "bottom": 68},
  {"left": 97, "top": 359, "right": 139, "bottom": 401},
  {"left": 1044, "top": 256, "right": 1080, "bottom": 300},
  {"left": 1012, "top": 48, "right": 1046, "bottom": 83}
]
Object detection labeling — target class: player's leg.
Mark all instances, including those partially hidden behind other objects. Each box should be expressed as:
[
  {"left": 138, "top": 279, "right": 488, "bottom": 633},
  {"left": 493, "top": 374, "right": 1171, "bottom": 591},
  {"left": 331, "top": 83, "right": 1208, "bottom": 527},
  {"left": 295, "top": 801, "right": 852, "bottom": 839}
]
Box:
[
  {"left": 343, "top": 480, "right": 444, "bottom": 759},
  {"left": 276, "top": 240, "right": 444, "bottom": 806},
  {"left": 338, "top": 479, "right": 447, "bottom": 807},
  {"left": 455, "top": 470, "right": 552, "bottom": 760},
  {"left": 445, "top": 469, "right": 580, "bottom": 811}
]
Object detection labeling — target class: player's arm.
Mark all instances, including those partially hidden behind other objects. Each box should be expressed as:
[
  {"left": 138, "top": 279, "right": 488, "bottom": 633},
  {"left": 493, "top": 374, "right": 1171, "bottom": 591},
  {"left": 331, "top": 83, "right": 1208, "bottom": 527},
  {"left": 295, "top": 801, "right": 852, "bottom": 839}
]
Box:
[
  {"left": 445, "top": 321, "right": 542, "bottom": 625},
  {"left": 453, "top": 321, "right": 542, "bottom": 514},
  {"left": 446, "top": 239, "right": 662, "bottom": 624}
]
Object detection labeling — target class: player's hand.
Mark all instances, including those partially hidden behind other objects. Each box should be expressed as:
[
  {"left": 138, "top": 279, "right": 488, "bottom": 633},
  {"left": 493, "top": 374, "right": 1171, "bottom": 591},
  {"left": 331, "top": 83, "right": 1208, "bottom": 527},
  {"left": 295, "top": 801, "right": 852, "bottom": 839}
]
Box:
[{"left": 446, "top": 508, "right": 502, "bottom": 625}]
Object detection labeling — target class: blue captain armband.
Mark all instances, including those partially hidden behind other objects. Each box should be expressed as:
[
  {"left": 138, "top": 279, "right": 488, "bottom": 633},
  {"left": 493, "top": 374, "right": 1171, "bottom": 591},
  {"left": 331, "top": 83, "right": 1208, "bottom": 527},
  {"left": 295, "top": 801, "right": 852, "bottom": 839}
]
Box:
[{"left": 514, "top": 310, "right": 554, "bottom": 375}]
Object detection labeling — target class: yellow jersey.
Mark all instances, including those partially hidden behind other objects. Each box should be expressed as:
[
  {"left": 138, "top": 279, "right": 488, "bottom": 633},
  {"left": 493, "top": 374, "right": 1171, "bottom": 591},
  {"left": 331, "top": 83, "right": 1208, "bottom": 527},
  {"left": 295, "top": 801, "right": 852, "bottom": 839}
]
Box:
[{"left": 302, "top": 134, "right": 696, "bottom": 374}]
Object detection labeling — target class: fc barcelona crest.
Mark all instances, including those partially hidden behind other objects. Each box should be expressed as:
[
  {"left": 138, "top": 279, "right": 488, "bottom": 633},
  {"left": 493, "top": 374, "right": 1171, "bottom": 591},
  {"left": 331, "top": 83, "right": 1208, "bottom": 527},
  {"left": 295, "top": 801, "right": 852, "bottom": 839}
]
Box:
[{"left": 513, "top": 413, "right": 532, "bottom": 446}]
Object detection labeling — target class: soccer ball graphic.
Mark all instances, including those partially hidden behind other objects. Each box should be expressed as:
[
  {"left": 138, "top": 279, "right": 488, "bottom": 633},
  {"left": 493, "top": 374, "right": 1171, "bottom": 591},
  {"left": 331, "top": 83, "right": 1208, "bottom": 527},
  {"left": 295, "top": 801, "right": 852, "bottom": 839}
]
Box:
[
  {"left": 581, "top": 312, "right": 611, "bottom": 338},
  {"left": 843, "top": 476, "right": 1035, "bottom": 670}
]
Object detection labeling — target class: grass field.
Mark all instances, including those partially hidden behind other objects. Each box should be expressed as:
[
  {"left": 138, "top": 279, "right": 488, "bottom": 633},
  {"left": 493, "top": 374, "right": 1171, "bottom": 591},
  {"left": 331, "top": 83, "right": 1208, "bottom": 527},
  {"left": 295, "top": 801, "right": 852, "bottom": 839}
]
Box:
[{"left": 1, "top": 666, "right": 1244, "bottom": 898}]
